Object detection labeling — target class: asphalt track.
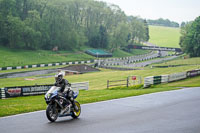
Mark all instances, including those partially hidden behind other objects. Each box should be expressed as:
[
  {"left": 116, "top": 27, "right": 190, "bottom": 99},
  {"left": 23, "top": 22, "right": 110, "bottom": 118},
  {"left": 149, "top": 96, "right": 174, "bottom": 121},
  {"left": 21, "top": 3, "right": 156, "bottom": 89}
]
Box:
[
  {"left": 123, "top": 56, "right": 177, "bottom": 68},
  {"left": 1, "top": 87, "right": 200, "bottom": 133}
]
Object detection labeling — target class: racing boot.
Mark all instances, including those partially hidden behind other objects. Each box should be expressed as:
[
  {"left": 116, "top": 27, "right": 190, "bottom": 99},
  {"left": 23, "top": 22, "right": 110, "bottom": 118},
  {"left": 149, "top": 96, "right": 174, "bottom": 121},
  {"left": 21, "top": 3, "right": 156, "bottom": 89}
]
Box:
[{"left": 71, "top": 98, "right": 78, "bottom": 111}]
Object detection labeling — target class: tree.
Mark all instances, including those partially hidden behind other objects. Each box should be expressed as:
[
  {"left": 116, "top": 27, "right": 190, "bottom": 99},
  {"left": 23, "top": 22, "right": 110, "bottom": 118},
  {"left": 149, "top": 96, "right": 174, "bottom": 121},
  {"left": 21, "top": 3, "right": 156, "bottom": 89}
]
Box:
[
  {"left": 111, "top": 22, "right": 130, "bottom": 50},
  {"left": 0, "top": 0, "right": 149, "bottom": 51},
  {"left": 147, "top": 18, "right": 179, "bottom": 27},
  {"left": 144, "top": 19, "right": 149, "bottom": 41},
  {"left": 179, "top": 16, "right": 200, "bottom": 57},
  {"left": 99, "top": 25, "right": 108, "bottom": 48},
  {"left": 181, "top": 22, "right": 186, "bottom": 27}
]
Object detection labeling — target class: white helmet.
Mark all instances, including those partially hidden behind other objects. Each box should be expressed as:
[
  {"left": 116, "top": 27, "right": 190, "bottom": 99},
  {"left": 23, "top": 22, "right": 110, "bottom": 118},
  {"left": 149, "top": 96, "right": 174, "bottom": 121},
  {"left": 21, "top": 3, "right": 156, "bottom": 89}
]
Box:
[{"left": 55, "top": 73, "right": 63, "bottom": 83}]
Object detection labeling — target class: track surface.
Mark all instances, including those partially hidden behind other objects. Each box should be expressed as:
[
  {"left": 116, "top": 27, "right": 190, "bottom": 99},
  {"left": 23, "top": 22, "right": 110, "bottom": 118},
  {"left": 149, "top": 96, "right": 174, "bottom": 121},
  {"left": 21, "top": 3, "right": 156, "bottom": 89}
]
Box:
[
  {"left": 1, "top": 87, "right": 200, "bottom": 133},
  {"left": 123, "top": 56, "right": 177, "bottom": 67}
]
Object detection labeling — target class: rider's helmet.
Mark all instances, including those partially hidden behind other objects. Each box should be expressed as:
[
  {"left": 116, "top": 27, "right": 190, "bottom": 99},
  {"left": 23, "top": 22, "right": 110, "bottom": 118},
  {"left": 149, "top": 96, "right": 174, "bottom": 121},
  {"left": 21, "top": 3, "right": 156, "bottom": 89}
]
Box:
[{"left": 55, "top": 72, "right": 63, "bottom": 83}]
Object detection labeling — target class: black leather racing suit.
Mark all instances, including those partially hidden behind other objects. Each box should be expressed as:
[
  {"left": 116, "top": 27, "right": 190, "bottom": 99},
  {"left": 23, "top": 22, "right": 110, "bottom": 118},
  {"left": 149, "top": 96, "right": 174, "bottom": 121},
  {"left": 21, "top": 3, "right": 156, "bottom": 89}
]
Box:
[
  {"left": 54, "top": 79, "right": 76, "bottom": 109},
  {"left": 54, "top": 79, "right": 69, "bottom": 93}
]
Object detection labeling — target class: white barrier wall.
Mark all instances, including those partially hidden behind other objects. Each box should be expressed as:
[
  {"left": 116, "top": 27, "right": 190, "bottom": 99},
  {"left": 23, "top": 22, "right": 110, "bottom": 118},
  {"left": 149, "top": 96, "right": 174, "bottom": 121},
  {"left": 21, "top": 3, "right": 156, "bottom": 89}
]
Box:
[
  {"left": 71, "top": 81, "right": 89, "bottom": 91},
  {"left": 144, "top": 76, "right": 154, "bottom": 87},
  {"left": 168, "top": 72, "right": 187, "bottom": 82},
  {"left": 161, "top": 75, "right": 169, "bottom": 83},
  {"left": 144, "top": 70, "right": 199, "bottom": 88}
]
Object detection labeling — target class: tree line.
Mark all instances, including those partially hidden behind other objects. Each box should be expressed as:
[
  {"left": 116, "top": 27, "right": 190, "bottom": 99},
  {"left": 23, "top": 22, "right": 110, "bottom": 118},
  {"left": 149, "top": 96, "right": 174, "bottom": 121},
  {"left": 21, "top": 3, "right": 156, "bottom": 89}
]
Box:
[
  {"left": 147, "top": 18, "right": 179, "bottom": 27},
  {"left": 179, "top": 16, "right": 200, "bottom": 57},
  {"left": 0, "top": 0, "right": 149, "bottom": 51}
]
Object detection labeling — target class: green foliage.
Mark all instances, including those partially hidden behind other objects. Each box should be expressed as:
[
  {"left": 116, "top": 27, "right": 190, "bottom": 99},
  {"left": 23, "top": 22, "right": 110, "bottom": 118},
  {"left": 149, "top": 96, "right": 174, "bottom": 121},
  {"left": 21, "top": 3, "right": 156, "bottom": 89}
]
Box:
[
  {"left": 128, "top": 16, "right": 148, "bottom": 44},
  {"left": 148, "top": 18, "right": 179, "bottom": 27},
  {"left": 144, "top": 19, "right": 150, "bottom": 41},
  {"left": 179, "top": 16, "right": 200, "bottom": 57},
  {"left": 0, "top": 0, "right": 149, "bottom": 51}
]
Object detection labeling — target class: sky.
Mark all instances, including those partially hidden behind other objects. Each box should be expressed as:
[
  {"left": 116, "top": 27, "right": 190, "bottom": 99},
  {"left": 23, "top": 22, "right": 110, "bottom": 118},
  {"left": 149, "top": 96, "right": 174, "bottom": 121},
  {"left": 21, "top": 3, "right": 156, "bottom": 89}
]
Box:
[{"left": 98, "top": 0, "right": 200, "bottom": 23}]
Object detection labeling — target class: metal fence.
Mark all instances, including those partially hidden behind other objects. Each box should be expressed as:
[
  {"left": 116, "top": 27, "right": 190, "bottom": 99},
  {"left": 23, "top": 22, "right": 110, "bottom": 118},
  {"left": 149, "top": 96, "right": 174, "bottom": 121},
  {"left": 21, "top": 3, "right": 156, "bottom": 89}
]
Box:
[{"left": 107, "top": 76, "right": 142, "bottom": 89}]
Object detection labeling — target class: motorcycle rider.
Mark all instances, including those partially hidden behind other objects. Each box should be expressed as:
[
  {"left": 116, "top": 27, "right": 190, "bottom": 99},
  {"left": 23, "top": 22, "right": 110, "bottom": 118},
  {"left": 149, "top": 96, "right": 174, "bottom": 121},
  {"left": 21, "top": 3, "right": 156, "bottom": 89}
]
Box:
[{"left": 54, "top": 72, "right": 78, "bottom": 111}]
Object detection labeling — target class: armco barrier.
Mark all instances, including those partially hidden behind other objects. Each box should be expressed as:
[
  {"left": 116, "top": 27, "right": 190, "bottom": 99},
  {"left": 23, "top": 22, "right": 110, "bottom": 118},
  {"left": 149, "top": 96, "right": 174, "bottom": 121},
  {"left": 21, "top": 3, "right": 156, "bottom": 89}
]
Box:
[{"left": 0, "top": 82, "right": 89, "bottom": 99}]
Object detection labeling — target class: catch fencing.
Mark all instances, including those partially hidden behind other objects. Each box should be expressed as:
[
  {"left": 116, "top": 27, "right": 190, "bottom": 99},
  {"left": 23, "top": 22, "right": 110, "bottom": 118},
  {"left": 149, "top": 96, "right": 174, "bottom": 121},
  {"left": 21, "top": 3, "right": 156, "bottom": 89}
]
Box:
[
  {"left": 0, "top": 81, "right": 89, "bottom": 99},
  {"left": 144, "top": 69, "right": 200, "bottom": 88}
]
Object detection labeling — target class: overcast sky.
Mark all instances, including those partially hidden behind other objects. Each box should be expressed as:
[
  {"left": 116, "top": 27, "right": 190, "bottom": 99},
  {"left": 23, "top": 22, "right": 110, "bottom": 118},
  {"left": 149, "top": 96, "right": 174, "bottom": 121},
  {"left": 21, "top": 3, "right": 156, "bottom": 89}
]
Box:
[{"left": 97, "top": 0, "right": 200, "bottom": 23}]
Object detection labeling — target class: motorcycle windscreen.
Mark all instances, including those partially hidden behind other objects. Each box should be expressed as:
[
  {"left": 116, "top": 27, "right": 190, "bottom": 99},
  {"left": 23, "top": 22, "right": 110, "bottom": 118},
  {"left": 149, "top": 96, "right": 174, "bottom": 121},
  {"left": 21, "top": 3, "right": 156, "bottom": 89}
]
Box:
[{"left": 46, "top": 86, "right": 59, "bottom": 95}]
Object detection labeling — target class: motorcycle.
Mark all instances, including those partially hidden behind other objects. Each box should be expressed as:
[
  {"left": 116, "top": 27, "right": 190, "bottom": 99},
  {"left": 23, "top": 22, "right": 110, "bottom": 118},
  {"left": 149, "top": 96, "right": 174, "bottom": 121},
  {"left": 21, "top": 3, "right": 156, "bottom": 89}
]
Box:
[{"left": 44, "top": 85, "right": 81, "bottom": 122}]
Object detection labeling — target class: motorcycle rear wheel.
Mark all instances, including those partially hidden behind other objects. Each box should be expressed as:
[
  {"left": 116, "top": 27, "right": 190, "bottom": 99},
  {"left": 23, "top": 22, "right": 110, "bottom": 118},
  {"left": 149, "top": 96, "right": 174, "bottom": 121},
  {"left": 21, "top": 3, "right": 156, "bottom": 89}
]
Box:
[
  {"left": 46, "top": 104, "right": 58, "bottom": 122},
  {"left": 71, "top": 101, "right": 81, "bottom": 118}
]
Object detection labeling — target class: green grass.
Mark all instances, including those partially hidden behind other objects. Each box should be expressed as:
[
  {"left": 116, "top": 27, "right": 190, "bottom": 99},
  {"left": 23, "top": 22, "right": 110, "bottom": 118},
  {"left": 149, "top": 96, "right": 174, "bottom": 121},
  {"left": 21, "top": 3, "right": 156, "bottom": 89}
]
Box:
[
  {"left": 1, "top": 65, "right": 200, "bottom": 90},
  {"left": 0, "top": 46, "right": 95, "bottom": 68},
  {"left": 157, "top": 75, "right": 200, "bottom": 88},
  {"left": 1, "top": 75, "right": 200, "bottom": 117},
  {"left": 0, "top": 65, "right": 67, "bottom": 74},
  {"left": 1, "top": 57, "right": 200, "bottom": 117},
  {"left": 0, "top": 46, "right": 151, "bottom": 68},
  {"left": 0, "top": 86, "right": 178, "bottom": 117},
  {"left": 153, "top": 57, "right": 200, "bottom": 66},
  {"left": 149, "top": 25, "right": 181, "bottom": 48}
]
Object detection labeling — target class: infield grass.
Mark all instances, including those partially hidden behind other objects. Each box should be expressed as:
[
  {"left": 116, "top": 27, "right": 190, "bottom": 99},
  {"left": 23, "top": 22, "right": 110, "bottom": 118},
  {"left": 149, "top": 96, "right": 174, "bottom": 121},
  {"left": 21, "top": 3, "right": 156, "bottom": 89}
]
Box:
[
  {"left": 1, "top": 65, "right": 200, "bottom": 89},
  {"left": 149, "top": 25, "right": 180, "bottom": 48},
  {"left": 153, "top": 57, "right": 200, "bottom": 66}
]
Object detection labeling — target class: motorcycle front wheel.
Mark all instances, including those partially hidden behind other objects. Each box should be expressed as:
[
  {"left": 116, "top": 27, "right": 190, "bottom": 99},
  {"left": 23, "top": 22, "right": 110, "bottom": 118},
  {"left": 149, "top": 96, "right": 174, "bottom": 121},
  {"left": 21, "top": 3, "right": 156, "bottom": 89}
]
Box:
[
  {"left": 46, "top": 104, "right": 58, "bottom": 122},
  {"left": 71, "top": 101, "right": 81, "bottom": 119}
]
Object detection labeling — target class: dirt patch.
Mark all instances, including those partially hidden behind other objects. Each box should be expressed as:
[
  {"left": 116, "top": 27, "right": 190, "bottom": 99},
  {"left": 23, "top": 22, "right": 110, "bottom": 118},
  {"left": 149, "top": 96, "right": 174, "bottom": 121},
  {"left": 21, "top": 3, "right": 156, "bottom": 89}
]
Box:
[{"left": 60, "top": 64, "right": 100, "bottom": 73}]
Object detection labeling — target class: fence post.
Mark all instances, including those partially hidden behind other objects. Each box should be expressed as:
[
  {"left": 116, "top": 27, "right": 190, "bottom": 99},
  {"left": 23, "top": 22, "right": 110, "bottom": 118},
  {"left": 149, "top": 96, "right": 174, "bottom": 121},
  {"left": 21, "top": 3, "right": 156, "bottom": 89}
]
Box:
[
  {"left": 127, "top": 78, "right": 129, "bottom": 87},
  {"left": 107, "top": 80, "right": 109, "bottom": 89}
]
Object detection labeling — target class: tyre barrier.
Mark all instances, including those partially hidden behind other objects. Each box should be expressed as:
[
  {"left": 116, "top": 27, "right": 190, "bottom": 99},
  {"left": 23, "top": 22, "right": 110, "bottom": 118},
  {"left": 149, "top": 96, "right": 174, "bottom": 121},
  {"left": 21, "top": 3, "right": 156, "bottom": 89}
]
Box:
[
  {"left": 187, "top": 69, "right": 199, "bottom": 77},
  {"left": 101, "top": 51, "right": 160, "bottom": 67},
  {"left": 144, "top": 69, "right": 200, "bottom": 88}
]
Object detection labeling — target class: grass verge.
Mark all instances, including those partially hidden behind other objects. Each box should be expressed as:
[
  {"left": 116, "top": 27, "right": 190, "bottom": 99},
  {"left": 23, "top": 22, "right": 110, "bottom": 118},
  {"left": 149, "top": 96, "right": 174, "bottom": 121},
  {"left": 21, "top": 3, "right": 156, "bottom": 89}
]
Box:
[
  {"left": 1, "top": 75, "right": 200, "bottom": 117},
  {"left": 0, "top": 85, "right": 178, "bottom": 117}
]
